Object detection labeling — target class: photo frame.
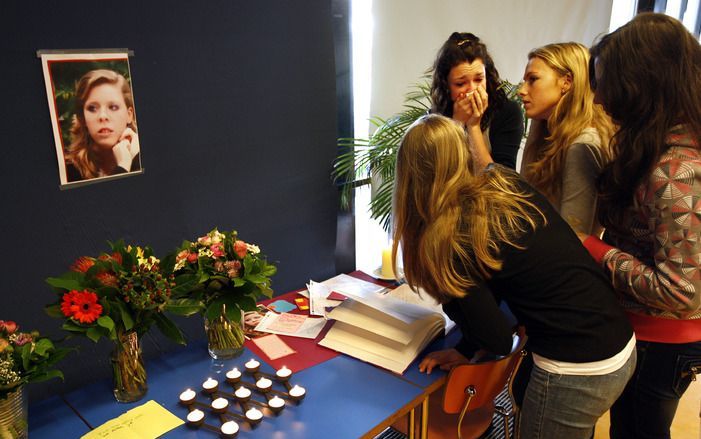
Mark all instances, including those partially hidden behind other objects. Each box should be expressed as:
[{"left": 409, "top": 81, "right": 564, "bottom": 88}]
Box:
[{"left": 39, "top": 50, "right": 143, "bottom": 188}]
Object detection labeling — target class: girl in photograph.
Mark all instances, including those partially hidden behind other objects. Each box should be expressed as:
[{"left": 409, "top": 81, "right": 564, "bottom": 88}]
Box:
[
  {"left": 582, "top": 13, "right": 701, "bottom": 439},
  {"left": 519, "top": 42, "right": 614, "bottom": 235},
  {"left": 430, "top": 32, "right": 523, "bottom": 171},
  {"left": 395, "top": 114, "right": 635, "bottom": 438},
  {"left": 65, "top": 69, "right": 140, "bottom": 182}
]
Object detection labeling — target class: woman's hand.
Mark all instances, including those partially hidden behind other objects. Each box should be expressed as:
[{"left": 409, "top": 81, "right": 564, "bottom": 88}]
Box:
[
  {"left": 418, "top": 348, "right": 469, "bottom": 374},
  {"left": 453, "top": 86, "right": 489, "bottom": 129},
  {"left": 112, "top": 128, "right": 140, "bottom": 171}
]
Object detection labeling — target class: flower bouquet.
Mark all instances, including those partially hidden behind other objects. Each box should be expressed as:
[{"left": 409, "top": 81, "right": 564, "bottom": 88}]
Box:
[
  {"left": 45, "top": 241, "right": 186, "bottom": 403},
  {"left": 165, "top": 228, "right": 276, "bottom": 359},
  {"left": 0, "top": 320, "right": 69, "bottom": 438}
]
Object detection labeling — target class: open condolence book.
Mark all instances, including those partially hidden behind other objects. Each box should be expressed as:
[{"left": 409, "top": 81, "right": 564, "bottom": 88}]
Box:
[{"left": 318, "top": 283, "right": 455, "bottom": 374}]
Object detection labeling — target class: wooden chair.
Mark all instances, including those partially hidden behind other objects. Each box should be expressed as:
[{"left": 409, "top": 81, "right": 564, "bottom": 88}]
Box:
[{"left": 441, "top": 327, "right": 528, "bottom": 439}]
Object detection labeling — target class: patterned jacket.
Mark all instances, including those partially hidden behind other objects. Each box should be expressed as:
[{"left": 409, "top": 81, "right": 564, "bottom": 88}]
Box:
[{"left": 584, "top": 125, "right": 701, "bottom": 342}]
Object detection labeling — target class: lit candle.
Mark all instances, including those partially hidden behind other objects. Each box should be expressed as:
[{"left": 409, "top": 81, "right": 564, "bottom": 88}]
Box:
[
  {"left": 226, "top": 367, "right": 242, "bottom": 383},
  {"left": 244, "top": 358, "right": 260, "bottom": 373},
  {"left": 267, "top": 395, "right": 285, "bottom": 413},
  {"left": 186, "top": 409, "right": 205, "bottom": 425},
  {"left": 211, "top": 397, "right": 229, "bottom": 413},
  {"left": 234, "top": 386, "right": 251, "bottom": 401},
  {"left": 381, "top": 247, "right": 395, "bottom": 279},
  {"left": 179, "top": 388, "right": 196, "bottom": 405},
  {"left": 245, "top": 407, "right": 263, "bottom": 425},
  {"left": 275, "top": 366, "right": 292, "bottom": 381},
  {"left": 202, "top": 377, "right": 218, "bottom": 393},
  {"left": 220, "top": 420, "right": 239, "bottom": 437},
  {"left": 256, "top": 377, "right": 272, "bottom": 392},
  {"left": 288, "top": 384, "right": 306, "bottom": 401}
]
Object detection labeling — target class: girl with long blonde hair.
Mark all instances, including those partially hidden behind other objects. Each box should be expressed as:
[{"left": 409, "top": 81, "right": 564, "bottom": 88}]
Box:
[
  {"left": 394, "top": 114, "right": 634, "bottom": 438},
  {"left": 519, "top": 42, "right": 613, "bottom": 235}
]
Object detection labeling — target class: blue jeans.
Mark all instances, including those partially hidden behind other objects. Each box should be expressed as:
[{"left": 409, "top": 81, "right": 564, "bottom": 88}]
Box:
[
  {"left": 519, "top": 350, "right": 636, "bottom": 439},
  {"left": 610, "top": 340, "right": 701, "bottom": 439}
]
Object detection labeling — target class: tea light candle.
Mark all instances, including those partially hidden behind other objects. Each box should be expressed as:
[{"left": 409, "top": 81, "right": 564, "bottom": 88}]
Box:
[
  {"left": 179, "top": 388, "right": 196, "bottom": 405},
  {"left": 244, "top": 358, "right": 260, "bottom": 373},
  {"left": 234, "top": 386, "right": 251, "bottom": 401},
  {"left": 288, "top": 384, "right": 306, "bottom": 401},
  {"left": 186, "top": 409, "right": 205, "bottom": 425},
  {"left": 211, "top": 397, "right": 229, "bottom": 413},
  {"left": 275, "top": 366, "right": 292, "bottom": 381},
  {"left": 245, "top": 407, "right": 263, "bottom": 425},
  {"left": 256, "top": 377, "right": 272, "bottom": 392},
  {"left": 220, "top": 420, "right": 239, "bottom": 438},
  {"left": 267, "top": 395, "right": 285, "bottom": 413},
  {"left": 202, "top": 377, "right": 218, "bottom": 393},
  {"left": 226, "top": 367, "right": 242, "bottom": 383}
]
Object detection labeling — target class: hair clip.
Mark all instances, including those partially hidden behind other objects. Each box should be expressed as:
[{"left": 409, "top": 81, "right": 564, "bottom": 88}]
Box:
[{"left": 457, "top": 39, "right": 472, "bottom": 47}]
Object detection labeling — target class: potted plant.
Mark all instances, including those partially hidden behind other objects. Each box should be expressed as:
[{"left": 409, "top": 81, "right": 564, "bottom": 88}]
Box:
[
  {"left": 165, "top": 228, "right": 276, "bottom": 359},
  {"left": 45, "top": 241, "right": 186, "bottom": 403}
]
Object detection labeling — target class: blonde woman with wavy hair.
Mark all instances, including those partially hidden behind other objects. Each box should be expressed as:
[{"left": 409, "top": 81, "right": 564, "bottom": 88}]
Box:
[
  {"left": 519, "top": 42, "right": 613, "bottom": 235},
  {"left": 395, "top": 114, "right": 634, "bottom": 438}
]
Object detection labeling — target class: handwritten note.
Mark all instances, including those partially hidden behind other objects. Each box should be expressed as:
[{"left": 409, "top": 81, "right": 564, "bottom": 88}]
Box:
[
  {"left": 81, "top": 400, "right": 183, "bottom": 439},
  {"left": 252, "top": 334, "right": 296, "bottom": 359},
  {"left": 267, "top": 313, "right": 307, "bottom": 333}
]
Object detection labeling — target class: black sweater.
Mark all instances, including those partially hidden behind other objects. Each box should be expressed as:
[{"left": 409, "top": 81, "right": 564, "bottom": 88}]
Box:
[{"left": 443, "top": 167, "right": 632, "bottom": 363}]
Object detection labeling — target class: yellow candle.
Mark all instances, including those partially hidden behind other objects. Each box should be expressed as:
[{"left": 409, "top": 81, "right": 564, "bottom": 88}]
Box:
[{"left": 381, "top": 247, "right": 394, "bottom": 278}]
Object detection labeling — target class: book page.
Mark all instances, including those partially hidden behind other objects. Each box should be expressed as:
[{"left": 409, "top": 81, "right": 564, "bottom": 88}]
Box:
[{"left": 387, "top": 284, "right": 456, "bottom": 334}]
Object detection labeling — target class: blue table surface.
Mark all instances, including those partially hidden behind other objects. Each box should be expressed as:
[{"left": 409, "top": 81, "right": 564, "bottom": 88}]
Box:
[
  {"left": 29, "top": 394, "right": 90, "bottom": 438},
  {"left": 61, "top": 341, "right": 425, "bottom": 439}
]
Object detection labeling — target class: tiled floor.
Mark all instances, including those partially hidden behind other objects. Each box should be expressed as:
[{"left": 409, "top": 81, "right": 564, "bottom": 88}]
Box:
[{"left": 594, "top": 378, "right": 700, "bottom": 438}]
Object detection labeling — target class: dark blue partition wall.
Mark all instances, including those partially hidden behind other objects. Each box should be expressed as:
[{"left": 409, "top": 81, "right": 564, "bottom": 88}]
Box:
[{"left": 1, "top": 1, "right": 338, "bottom": 400}]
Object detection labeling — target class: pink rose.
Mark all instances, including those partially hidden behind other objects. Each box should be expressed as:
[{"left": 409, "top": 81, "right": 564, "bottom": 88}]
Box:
[
  {"left": 197, "top": 235, "right": 212, "bottom": 246},
  {"left": 14, "top": 332, "right": 33, "bottom": 346},
  {"left": 234, "top": 240, "right": 247, "bottom": 259},
  {"left": 210, "top": 243, "right": 225, "bottom": 258},
  {"left": 187, "top": 252, "right": 198, "bottom": 263},
  {"left": 176, "top": 250, "right": 189, "bottom": 261},
  {"left": 0, "top": 320, "right": 18, "bottom": 335}
]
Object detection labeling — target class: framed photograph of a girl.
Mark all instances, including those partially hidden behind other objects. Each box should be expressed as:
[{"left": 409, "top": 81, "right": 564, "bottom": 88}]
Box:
[{"left": 40, "top": 52, "right": 142, "bottom": 187}]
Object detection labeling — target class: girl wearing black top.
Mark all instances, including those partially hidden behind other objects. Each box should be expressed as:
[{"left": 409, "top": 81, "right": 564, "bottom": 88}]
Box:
[{"left": 392, "top": 114, "right": 635, "bottom": 438}]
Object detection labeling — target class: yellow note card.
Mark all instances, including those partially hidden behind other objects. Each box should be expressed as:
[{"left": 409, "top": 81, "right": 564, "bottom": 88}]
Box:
[{"left": 81, "top": 400, "right": 184, "bottom": 439}]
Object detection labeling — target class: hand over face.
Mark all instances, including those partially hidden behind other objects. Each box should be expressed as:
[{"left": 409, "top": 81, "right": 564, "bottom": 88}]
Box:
[
  {"left": 453, "top": 86, "right": 489, "bottom": 128},
  {"left": 112, "top": 127, "right": 140, "bottom": 171}
]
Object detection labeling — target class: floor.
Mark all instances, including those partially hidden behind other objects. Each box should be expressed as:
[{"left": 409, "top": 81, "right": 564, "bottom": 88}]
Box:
[{"left": 594, "top": 378, "right": 700, "bottom": 438}]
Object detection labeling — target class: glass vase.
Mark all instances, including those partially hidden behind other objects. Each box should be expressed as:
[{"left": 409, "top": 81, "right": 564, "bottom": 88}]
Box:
[
  {"left": 0, "top": 384, "right": 27, "bottom": 439},
  {"left": 111, "top": 331, "right": 147, "bottom": 403},
  {"left": 204, "top": 305, "right": 245, "bottom": 359}
]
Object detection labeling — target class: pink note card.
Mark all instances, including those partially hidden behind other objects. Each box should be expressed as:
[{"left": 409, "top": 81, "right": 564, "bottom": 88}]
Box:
[
  {"left": 252, "top": 334, "right": 296, "bottom": 360},
  {"left": 267, "top": 313, "right": 307, "bottom": 333}
]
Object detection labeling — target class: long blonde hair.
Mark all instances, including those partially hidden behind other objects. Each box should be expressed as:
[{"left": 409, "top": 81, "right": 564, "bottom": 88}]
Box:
[
  {"left": 392, "top": 115, "right": 544, "bottom": 302},
  {"left": 521, "top": 42, "right": 613, "bottom": 203}
]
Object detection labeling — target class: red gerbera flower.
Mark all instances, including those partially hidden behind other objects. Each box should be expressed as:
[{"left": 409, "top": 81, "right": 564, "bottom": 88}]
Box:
[
  {"left": 64, "top": 290, "right": 102, "bottom": 324},
  {"left": 95, "top": 271, "right": 119, "bottom": 287},
  {"left": 70, "top": 256, "right": 95, "bottom": 273},
  {"left": 60, "top": 290, "right": 81, "bottom": 317}
]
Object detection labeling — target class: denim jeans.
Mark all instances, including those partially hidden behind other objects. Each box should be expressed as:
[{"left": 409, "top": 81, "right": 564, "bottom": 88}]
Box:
[
  {"left": 610, "top": 340, "right": 701, "bottom": 439},
  {"left": 519, "top": 350, "right": 636, "bottom": 439}
]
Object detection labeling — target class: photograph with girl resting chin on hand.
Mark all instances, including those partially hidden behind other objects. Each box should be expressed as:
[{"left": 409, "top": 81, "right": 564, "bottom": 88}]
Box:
[{"left": 41, "top": 52, "right": 142, "bottom": 187}]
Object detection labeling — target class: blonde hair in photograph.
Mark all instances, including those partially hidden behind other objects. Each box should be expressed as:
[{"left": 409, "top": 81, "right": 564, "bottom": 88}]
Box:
[
  {"left": 522, "top": 42, "right": 614, "bottom": 203},
  {"left": 392, "top": 114, "right": 544, "bottom": 302}
]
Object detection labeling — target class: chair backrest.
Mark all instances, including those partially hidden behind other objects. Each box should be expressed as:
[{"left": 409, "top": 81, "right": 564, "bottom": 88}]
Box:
[{"left": 443, "top": 327, "right": 528, "bottom": 414}]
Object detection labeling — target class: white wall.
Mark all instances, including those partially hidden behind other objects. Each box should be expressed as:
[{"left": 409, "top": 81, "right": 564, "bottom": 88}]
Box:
[{"left": 368, "top": 0, "right": 613, "bottom": 121}]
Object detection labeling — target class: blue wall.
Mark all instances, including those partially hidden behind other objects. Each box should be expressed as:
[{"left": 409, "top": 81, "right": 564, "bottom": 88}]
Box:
[{"left": 1, "top": 0, "right": 339, "bottom": 401}]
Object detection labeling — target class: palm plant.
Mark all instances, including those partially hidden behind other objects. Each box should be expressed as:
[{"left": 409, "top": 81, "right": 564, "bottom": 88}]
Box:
[{"left": 333, "top": 78, "right": 524, "bottom": 232}]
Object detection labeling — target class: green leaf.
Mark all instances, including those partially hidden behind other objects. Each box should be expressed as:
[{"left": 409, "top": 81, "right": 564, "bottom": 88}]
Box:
[
  {"left": 45, "top": 304, "right": 64, "bottom": 318},
  {"left": 33, "top": 338, "right": 53, "bottom": 357},
  {"left": 164, "top": 298, "right": 204, "bottom": 316},
  {"left": 28, "top": 370, "right": 64, "bottom": 384},
  {"left": 97, "top": 316, "right": 115, "bottom": 333},
  {"left": 112, "top": 301, "right": 134, "bottom": 331},
  {"left": 205, "top": 299, "right": 225, "bottom": 321},
  {"left": 233, "top": 295, "right": 257, "bottom": 313},
  {"left": 154, "top": 313, "right": 186, "bottom": 345},
  {"left": 86, "top": 326, "right": 103, "bottom": 343},
  {"left": 232, "top": 278, "right": 246, "bottom": 287},
  {"left": 45, "top": 277, "right": 83, "bottom": 291}
]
